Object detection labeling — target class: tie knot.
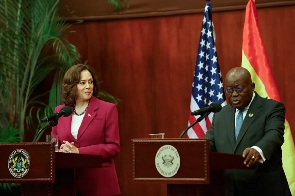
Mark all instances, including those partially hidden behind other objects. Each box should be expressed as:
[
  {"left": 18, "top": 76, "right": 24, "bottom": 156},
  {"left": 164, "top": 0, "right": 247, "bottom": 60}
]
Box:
[{"left": 238, "top": 109, "right": 244, "bottom": 114}]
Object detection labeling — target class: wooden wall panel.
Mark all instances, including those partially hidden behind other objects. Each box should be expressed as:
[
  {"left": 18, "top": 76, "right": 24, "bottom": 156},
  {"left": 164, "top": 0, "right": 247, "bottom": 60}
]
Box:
[
  {"left": 63, "top": 5, "right": 295, "bottom": 196},
  {"left": 59, "top": 0, "right": 295, "bottom": 20}
]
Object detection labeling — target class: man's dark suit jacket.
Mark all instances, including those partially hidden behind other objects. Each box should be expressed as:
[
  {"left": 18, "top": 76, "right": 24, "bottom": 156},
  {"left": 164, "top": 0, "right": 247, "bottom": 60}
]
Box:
[{"left": 205, "top": 93, "right": 291, "bottom": 196}]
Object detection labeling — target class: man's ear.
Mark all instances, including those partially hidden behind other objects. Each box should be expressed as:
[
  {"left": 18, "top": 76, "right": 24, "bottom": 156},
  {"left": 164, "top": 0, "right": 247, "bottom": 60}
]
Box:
[{"left": 252, "top": 82, "right": 255, "bottom": 90}]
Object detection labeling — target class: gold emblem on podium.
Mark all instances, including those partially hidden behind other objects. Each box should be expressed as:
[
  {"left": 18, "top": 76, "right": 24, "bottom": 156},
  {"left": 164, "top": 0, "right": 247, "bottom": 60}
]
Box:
[{"left": 8, "top": 149, "right": 30, "bottom": 178}]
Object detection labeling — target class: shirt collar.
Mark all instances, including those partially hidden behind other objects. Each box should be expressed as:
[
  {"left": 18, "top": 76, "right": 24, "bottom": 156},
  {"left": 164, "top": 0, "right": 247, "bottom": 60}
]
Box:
[{"left": 236, "top": 92, "right": 255, "bottom": 113}]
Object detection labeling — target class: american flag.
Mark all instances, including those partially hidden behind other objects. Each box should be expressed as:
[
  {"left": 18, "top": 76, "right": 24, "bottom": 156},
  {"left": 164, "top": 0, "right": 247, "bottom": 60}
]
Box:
[{"left": 187, "top": 1, "right": 226, "bottom": 138}]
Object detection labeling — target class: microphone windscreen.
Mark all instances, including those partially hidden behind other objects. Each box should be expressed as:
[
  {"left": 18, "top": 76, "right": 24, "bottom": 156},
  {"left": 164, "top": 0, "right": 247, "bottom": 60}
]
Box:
[
  {"left": 210, "top": 102, "right": 222, "bottom": 113},
  {"left": 61, "top": 106, "right": 72, "bottom": 117}
]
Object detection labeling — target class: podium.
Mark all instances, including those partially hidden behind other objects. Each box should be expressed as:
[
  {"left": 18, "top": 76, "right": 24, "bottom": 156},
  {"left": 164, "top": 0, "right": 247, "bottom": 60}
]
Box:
[
  {"left": 0, "top": 142, "right": 102, "bottom": 196},
  {"left": 132, "top": 139, "right": 251, "bottom": 196}
]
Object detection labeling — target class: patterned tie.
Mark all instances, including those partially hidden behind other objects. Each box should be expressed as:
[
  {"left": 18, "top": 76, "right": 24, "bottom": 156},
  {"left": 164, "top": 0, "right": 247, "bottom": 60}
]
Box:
[{"left": 235, "top": 110, "right": 244, "bottom": 139}]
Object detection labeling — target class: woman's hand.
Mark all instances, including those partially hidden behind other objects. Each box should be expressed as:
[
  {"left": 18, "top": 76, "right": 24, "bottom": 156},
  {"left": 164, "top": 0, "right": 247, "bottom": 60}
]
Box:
[{"left": 59, "top": 141, "right": 79, "bottom": 154}]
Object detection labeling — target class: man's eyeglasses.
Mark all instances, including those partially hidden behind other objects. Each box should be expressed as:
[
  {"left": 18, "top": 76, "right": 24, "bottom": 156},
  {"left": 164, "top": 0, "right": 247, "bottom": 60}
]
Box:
[
  {"left": 225, "top": 86, "right": 244, "bottom": 94},
  {"left": 225, "top": 83, "right": 251, "bottom": 94}
]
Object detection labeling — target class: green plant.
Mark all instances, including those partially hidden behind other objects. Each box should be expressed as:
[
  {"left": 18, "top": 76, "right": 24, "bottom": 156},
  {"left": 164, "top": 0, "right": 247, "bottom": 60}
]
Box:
[
  {"left": 0, "top": 123, "right": 21, "bottom": 194},
  {"left": 0, "top": 182, "right": 20, "bottom": 195},
  {"left": 108, "top": 0, "right": 129, "bottom": 11},
  {"left": 0, "top": 0, "right": 80, "bottom": 142},
  {"left": 0, "top": 124, "right": 20, "bottom": 143}
]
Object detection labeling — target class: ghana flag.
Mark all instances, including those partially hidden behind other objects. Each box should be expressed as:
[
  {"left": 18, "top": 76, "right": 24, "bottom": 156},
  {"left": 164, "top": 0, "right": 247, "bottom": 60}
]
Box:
[{"left": 241, "top": 0, "right": 295, "bottom": 194}]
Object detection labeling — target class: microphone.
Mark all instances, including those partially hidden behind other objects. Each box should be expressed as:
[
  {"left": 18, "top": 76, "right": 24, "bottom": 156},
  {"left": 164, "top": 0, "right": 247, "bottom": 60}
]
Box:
[
  {"left": 179, "top": 102, "right": 222, "bottom": 138},
  {"left": 191, "top": 102, "right": 222, "bottom": 116},
  {"left": 41, "top": 106, "right": 72, "bottom": 123}
]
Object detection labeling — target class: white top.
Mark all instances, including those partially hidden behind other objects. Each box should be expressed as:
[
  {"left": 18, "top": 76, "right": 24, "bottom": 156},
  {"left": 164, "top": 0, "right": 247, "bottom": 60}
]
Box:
[{"left": 71, "top": 114, "right": 85, "bottom": 139}]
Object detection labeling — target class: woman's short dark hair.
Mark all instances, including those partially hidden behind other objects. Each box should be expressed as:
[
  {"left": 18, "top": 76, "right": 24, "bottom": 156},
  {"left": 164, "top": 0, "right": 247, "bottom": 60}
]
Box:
[{"left": 62, "top": 64, "right": 100, "bottom": 106}]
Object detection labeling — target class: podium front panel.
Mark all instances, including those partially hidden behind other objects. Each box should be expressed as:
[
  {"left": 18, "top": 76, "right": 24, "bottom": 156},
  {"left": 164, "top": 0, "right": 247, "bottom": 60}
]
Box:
[
  {"left": 132, "top": 139, "right": 210, "bottom": 184},
  {"left": 0, "top": 142, "right": 55, "bottom": 183}
]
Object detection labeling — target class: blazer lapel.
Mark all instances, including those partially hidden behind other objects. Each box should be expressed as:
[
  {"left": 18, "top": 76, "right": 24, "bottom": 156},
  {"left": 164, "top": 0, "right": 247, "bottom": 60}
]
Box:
[
  {"left": 234, "top": 94, "right": 262, "bottom": 151},
  {"left": 77, "top": 97, "right": 100, "bottom": 139},
  {"left": 63, "top": 111, "right": 74, "bottom": 140}
]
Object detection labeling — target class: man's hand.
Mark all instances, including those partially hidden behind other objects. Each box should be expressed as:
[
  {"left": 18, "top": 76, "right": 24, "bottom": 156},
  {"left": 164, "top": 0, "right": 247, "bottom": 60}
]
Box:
[{"left": 242, "top": 147, "right": 260, "bottom": 167}]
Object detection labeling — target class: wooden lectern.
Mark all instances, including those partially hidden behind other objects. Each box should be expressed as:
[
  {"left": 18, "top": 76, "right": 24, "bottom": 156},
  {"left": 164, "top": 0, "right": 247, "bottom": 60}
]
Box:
[
  {"left": 132, "top": 139, "right": 250, "bottom": 196},
  {"left": 0, "top": 142, "right": 102, "bottom": 196}
]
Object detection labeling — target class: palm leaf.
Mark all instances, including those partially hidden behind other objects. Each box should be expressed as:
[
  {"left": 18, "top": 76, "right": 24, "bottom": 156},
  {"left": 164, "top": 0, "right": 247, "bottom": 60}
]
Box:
[
  {"left": 0, "top": 124, "right": 21, "bottom": 143},
  {"left": 0, "top": 183, "right": 20, "bottom": 193},
  {"left": 108, "top": 0, "right": 129, "bottom": 11},
  {"left": 0, "top": 0, "right": 80, "bottom": 141},
  {"left": 98, "top": 90, "right": 120, "bottom": 106}
]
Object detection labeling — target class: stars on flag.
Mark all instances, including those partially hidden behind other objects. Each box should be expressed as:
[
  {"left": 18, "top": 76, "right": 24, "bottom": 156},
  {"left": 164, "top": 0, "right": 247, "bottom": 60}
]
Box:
[
  {"left": 188, "top": 1, "right": 226, "bottom": 138},
  {"left": 191, "top": 2, "right": 225, "bottom": 108}
]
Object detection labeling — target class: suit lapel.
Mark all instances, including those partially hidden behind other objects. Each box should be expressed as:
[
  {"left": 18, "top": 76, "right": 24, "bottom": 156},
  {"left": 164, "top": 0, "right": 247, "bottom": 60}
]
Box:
[
  {"left": 77, "top": 97, "right": 100, "bottom": 139},
  {"left": 234, "top": 94, "right": 262, "bottom": 151},
  {"left": 226, "top": 106, "right": 236, "bottom": 150}
]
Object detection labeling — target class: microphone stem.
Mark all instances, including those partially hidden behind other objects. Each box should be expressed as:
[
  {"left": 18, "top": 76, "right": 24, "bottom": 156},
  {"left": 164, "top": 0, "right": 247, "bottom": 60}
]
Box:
[
  {"left": 179, "top": 112, "right": 209, "bottom": 138},
  {"left": 33, "top": 121, "right": 58, "bottom": 142}
]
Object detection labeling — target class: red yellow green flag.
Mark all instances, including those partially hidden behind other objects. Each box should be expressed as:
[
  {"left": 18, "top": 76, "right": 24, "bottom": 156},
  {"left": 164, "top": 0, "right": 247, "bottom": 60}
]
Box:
[{"left": 242, "top": 0, "right": 295, "bottom": 194}]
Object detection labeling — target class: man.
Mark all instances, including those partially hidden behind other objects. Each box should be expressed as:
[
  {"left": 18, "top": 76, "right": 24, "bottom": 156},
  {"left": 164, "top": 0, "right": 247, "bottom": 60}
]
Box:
[{"left": 205, "top": 67, "right": 291, "bottom": 196}]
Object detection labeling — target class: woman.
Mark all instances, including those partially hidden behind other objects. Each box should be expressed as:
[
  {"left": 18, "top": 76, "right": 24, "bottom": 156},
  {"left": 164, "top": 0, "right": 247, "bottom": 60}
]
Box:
[{"left": 51, "top": 64, "right": 121, "bottom": 196}]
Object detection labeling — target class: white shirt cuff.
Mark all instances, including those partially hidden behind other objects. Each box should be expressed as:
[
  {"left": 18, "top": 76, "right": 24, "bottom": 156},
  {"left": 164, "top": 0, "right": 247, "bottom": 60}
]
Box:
[{"left": 251, "top": 146, "right": 266, "bottom": 163}]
